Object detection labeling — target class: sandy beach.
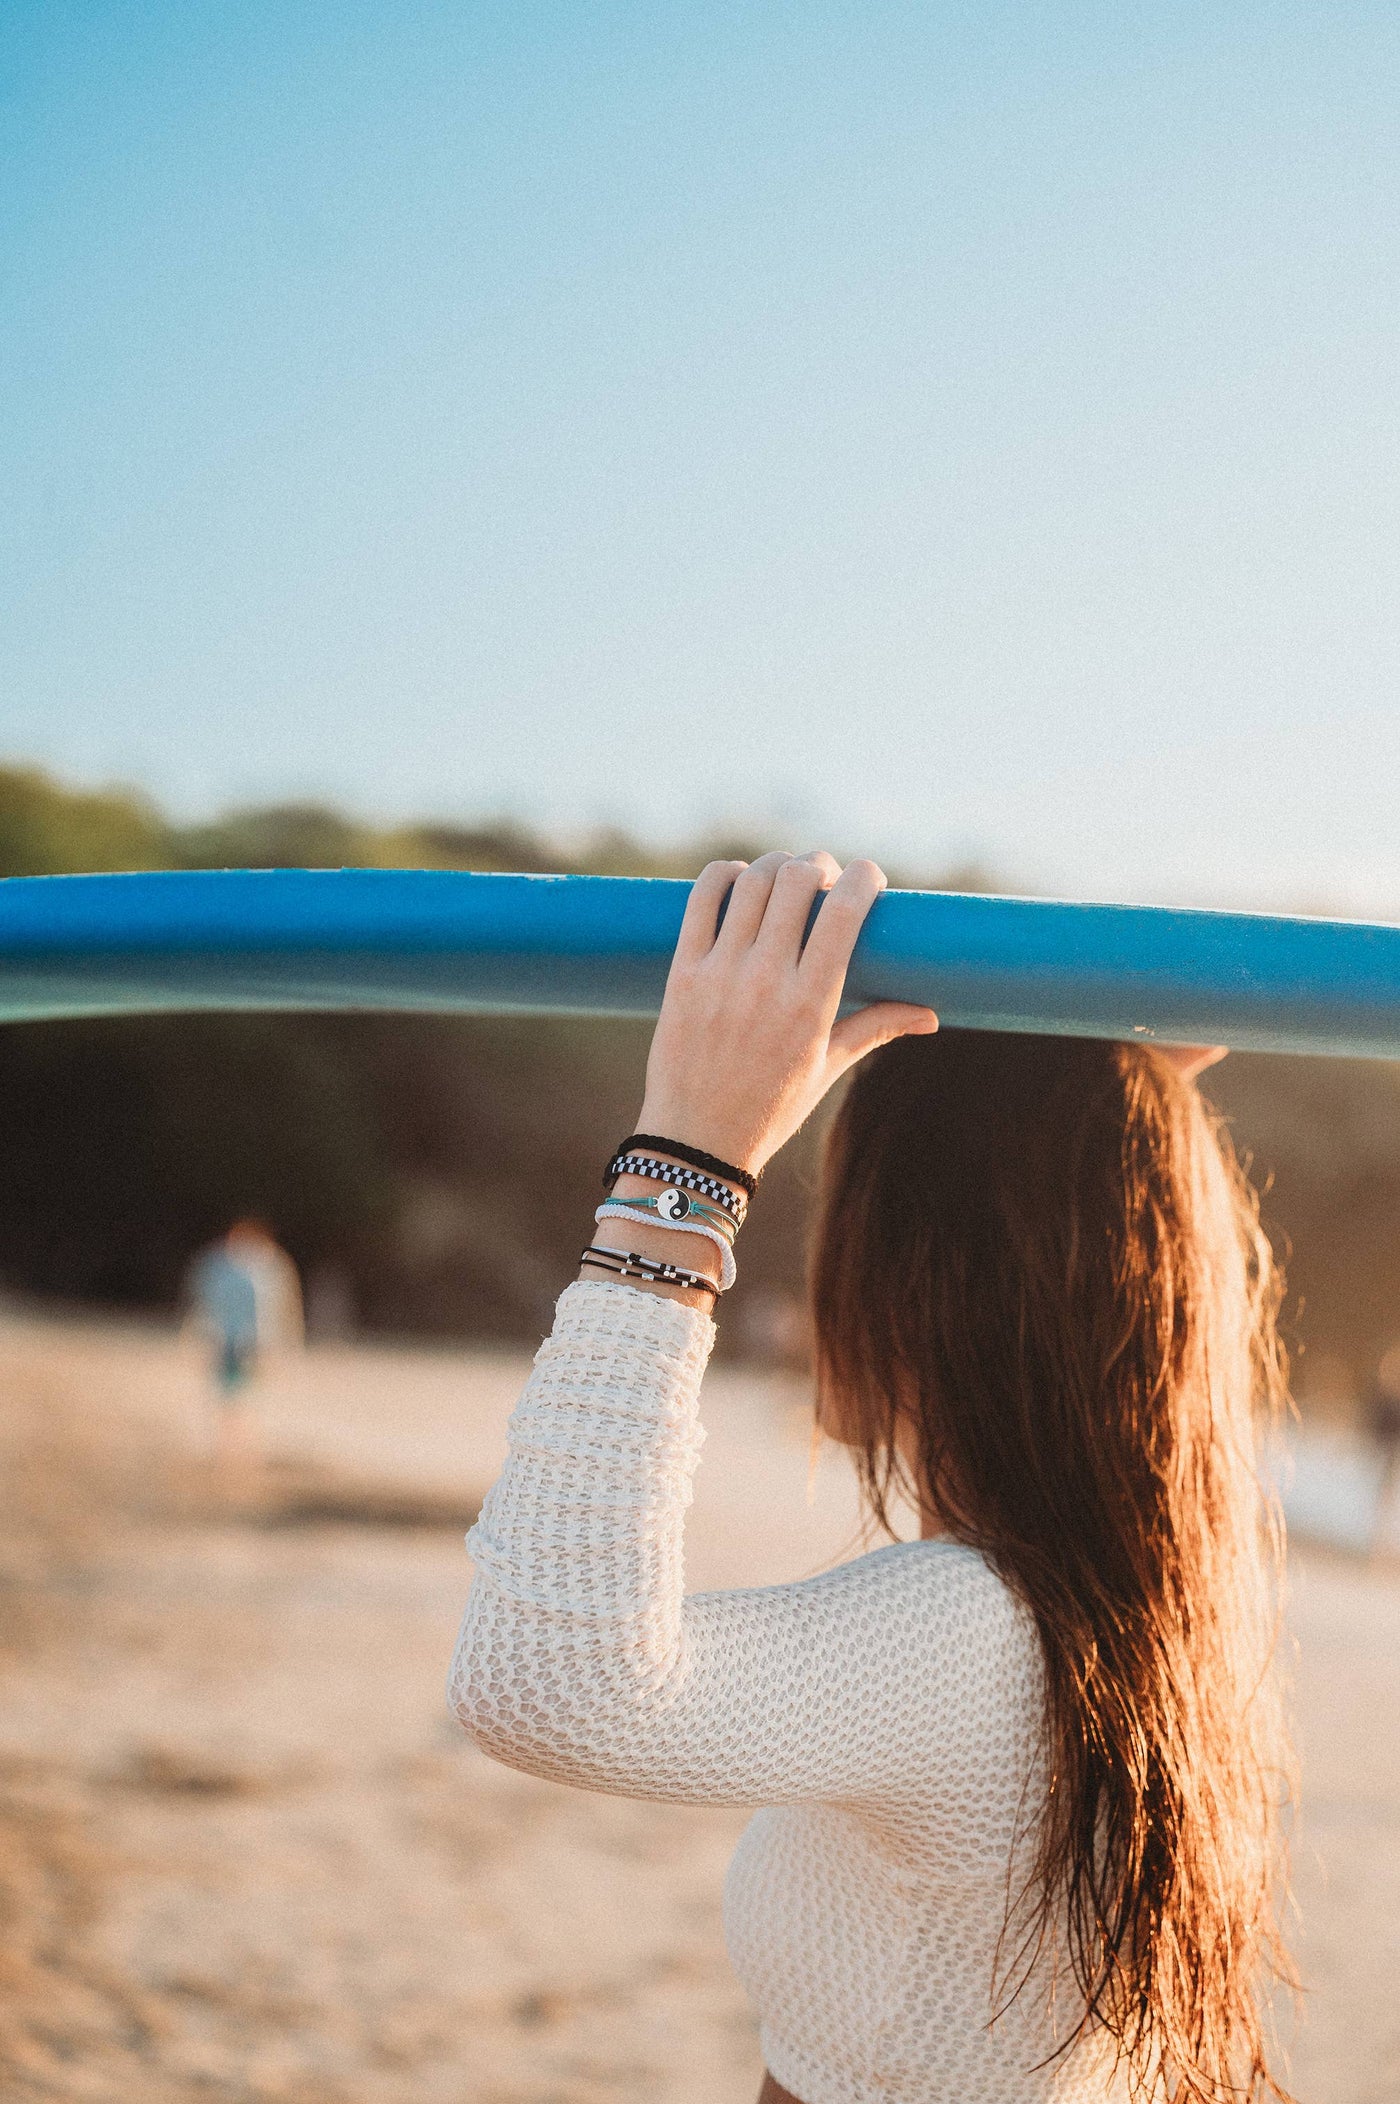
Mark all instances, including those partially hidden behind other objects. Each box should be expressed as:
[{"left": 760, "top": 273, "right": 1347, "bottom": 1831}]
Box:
[{"left": 0, "top": 1307, "right": 1396, "bottom": 2103}]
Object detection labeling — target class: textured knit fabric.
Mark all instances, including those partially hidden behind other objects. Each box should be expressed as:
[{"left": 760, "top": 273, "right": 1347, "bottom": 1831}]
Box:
[{"left": 450, "top": 1281, "right": 1121, "bottom": 2103}]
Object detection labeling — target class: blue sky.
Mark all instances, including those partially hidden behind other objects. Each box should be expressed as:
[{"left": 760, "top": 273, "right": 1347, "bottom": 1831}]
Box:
[{"left": 4, "top": 2, "right": 1399, "bottom": 908}]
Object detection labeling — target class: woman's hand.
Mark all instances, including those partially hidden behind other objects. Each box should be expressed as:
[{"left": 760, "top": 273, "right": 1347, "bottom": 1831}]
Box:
[{"left": 635, "top": 851, "right": 939, "bottom": 1176}]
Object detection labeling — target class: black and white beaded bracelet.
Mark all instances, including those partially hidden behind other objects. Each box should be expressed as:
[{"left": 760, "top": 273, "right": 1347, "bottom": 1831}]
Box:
[
  {"left": 603, "top": 1152, "right": 747, "bottom": 1224},
  {"left": 580, "top": 1243, "right": 720, "bottom": 1300}
]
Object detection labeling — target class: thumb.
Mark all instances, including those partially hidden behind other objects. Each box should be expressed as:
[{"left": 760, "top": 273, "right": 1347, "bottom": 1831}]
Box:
[{"left": 828, "top": 1001, "right": 939, "bottom": 1074}]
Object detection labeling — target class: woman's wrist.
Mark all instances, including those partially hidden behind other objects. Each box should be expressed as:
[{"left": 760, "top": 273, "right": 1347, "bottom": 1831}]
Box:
[{"left": 632, "top": 1104, "right": 763, "bottom": 1179}]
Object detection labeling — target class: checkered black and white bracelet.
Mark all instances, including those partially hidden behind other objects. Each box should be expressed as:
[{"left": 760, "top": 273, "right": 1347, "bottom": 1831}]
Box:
[{"left": 613, "top": 1133, "right": 758, "bottom": 1196}]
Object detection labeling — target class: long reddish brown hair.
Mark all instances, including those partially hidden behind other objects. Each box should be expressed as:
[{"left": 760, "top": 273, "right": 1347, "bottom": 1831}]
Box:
[{"left": 811, "top": 1030, "right": 1293, "bottom": 2102}]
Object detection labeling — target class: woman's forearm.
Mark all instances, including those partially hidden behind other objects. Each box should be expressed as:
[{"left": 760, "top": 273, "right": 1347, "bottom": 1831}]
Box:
[{"left": 449, "top": 1281, "right": 713, "bottom": 1783}]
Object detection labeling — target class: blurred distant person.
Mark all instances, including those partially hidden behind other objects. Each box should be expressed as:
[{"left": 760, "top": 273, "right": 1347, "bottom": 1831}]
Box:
[
  {"left": 186, "top": 1219, "right": 303, "bottom": 1465},
  {"left": 1364, "top": 1343, "right": 1400, "bottom": 1556}
]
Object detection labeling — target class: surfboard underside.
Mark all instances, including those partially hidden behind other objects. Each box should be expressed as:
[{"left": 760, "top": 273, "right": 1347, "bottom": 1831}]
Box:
[{"left": 2, "top": 869, "right": 1399, "bottom": 1062}]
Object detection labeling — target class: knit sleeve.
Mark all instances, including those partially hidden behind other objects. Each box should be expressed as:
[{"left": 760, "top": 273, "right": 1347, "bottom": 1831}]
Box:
[{"left": 448, "top": 1279, "right": 1038, "bottom": 1820}]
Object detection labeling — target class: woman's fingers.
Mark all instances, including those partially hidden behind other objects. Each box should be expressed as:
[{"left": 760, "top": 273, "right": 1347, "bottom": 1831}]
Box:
[
  {"left": 711, "top": 850, "right": 796, "bottom": 951},
  {"left": 797, "top": 857, "right": 888, "bottom": 1003},
  {"left": 799, "top": 848, "right": 843, "bottom": 888},
  {"left": 673, "top": 859, "right": 748, "bottom": 964},
  {"left": 828, "top": 1000, "right": 939, "bottom": 1073},
  {"left": 752, "top": 851, "right": 842, "bottom": 958}
]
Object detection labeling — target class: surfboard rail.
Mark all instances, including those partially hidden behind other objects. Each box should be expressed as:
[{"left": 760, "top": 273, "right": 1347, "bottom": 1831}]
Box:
[{"left": 1, "top": 867, "right": 1399, "bottom": 1061}]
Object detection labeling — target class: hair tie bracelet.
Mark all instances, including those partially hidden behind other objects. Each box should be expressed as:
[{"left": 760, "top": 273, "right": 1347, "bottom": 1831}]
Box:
[
  {"left": 596, "top": 1202, "right": 737, "bottom": 1291},
  {"left": 580, "top": 1243, "right": 720, "bottom": 1300},
  {"left": 604, "top": 1152, "right": 747, "bottom": 1224},
  {"left": 615, "top": 1133, "right": 757, "bottom": 1197}
]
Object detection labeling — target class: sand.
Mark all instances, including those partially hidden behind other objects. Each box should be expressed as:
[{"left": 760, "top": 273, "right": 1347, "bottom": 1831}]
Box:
[{"left": 0, "top": 1307, "right": 1395, "bottom": 2103}]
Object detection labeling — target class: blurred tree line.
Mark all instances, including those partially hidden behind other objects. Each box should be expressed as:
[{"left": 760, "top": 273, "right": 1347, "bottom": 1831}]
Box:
[
  {"left": 0, "top": 765, "right": 839, "bottom": 1349},
  {"left": 2, "top": 761, "right": 1399, "bottom": 1387}
]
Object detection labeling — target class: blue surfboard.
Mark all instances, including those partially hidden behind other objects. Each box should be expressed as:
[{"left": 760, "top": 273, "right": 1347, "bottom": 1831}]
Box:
[{"left": 1, "top": 867, "right": 1398, "bottom": 1060}]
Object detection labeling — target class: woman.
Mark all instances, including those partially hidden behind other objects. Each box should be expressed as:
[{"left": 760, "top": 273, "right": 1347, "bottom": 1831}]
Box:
[{"left": 451, "top": 851, "right": 1293, "bottom": 2102}]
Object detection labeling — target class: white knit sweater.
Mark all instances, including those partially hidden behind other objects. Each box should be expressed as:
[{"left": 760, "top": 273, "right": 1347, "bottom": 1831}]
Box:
[{"left": 450, "top": 1281, "right": 1120, "bottom": 2103}]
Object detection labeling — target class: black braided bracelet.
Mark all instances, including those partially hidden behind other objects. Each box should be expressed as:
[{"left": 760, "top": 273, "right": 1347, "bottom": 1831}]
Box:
[
  {"left": 604, "top": 1153, "right": 747, "bottom": 1223},
  {"left": 615, "top": 1133, "right": 758, "bottom": 1197},
  {"left": 580, "top": 1244, "right": 720, "bottom": 1300}
]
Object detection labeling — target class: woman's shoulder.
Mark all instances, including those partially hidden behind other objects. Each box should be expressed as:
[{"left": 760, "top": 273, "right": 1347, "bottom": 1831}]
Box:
[
  {"left": 820, "top": 1533, "right": 1019, "bottom": 1598},
  {"left": 854, "top": 1538, "right": 1039, "bottom": 1683},
  {"left": 776, "top": 1536, "right": 1039, "bottom": 1659},
  {"left": 688, "top": 1536, "right": 1039, "bottom": 1680},
  {"left": 760, "top": 1539, "right": 1046, "bottom": 1789}
]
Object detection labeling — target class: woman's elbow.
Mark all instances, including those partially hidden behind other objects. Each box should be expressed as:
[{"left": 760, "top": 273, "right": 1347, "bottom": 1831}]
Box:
[
  {"left": 447, "top": 1593, "right": 535, "bottom": 1756},
  {"left": 447, "top": 1637, "right": 580, "bottom": 1779},
  {"left": 447, "top": 1644, "right": 654, "bottom": 1792},
  {"left": 447, "top": 1643, "right": 524, "bottom": 1759}
]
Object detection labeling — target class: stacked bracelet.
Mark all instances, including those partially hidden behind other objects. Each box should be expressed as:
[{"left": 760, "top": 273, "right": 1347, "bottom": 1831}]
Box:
[
  {"left": 580, "top": 1244, "right": 720, "bottom": 1301},
  {"left": 604, "top": 1152, "right": 747, "bottom": 1225},
  {"left": 593, "top": 1134, "right": 754, "bottom": 1303}
]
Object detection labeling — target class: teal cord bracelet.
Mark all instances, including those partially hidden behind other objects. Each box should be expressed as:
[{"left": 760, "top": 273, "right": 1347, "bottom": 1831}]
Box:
[{"left": 604, "top": 1188, "right": 737, "bottom": 1239}]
